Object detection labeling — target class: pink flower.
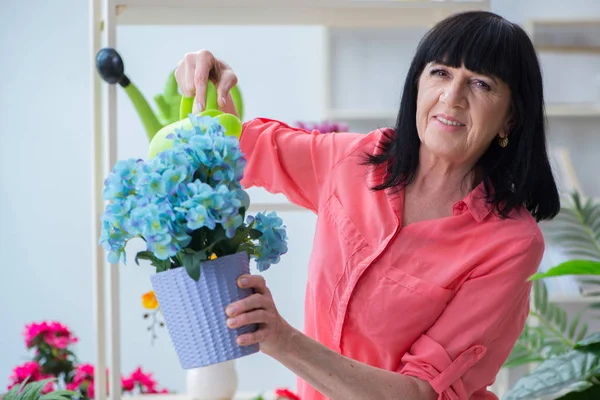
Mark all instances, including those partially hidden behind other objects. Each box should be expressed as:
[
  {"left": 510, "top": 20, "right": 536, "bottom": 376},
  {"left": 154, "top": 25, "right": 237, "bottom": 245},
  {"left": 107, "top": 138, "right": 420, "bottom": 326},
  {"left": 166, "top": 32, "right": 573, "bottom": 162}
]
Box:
[
  {"left": 71, "top": 363, "right": 95, "bottom": 384},
  {"left": 87, "top": 383, "right": 95, "bottom": 399},
  {"left": 294, "top": 121, "right": 349, "bottom": 134},
  {"left": 128, "top": 367, "right": 168, "bottom": 394},
  {"left": 60, "top": 363, "right": 168, "bottom": 397},
  {"left": 121, "top": 377, "right": 135, "bottom": 392},
  {"left": 68, "top": 364, "right": 108, "bottom": 399},
  {"left": 7, "top": 362, "right": 53, "bottom": 393},
  {"left": 23, "top": 321, "right": 78, "bottom": 349},
  {"left": 274, "top": 388, "right": 301, "bottom": 400}
]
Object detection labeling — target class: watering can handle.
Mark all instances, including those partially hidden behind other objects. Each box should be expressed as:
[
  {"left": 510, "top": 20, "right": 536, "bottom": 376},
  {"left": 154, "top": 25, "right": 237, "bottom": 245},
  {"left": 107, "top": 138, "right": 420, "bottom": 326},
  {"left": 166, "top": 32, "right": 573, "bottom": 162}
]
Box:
[{"left": 179, "top": 80, "right": 220, "bottom": 120}]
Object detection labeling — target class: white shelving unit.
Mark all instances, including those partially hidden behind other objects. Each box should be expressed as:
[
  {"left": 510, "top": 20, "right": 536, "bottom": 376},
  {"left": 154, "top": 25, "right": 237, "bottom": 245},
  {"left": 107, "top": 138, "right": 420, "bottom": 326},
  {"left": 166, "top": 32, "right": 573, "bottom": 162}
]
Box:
[
  {"left": 525, "top": 18, "right": 600, "bottom": 54},
  {"left": 112, "top": 0, "right": 490, "bottom": 27}
]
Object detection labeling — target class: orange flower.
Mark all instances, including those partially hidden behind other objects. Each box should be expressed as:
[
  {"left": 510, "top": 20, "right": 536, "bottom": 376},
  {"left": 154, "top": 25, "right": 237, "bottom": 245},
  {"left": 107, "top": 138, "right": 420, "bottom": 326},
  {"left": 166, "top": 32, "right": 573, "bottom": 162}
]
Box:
[
  {"left": 209, "top": 253, "right": 217, "bottom": 260},
  {"left": 142, "top": 290, "right": 159, "bottom": 310}
]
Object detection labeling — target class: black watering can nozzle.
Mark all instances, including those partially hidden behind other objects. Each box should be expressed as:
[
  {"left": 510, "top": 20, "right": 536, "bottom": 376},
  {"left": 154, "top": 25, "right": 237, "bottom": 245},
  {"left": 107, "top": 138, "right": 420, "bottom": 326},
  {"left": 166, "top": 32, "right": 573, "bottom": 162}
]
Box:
[{"left": 96, "top": 47, "right": 130, "bottom": 87}]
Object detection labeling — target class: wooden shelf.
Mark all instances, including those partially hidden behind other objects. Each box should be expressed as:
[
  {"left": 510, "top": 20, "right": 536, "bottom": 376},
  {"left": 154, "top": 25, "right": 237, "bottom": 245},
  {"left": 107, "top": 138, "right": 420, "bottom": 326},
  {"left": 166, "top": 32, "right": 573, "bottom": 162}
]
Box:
[
  {"left": 549, "top": 294, "right": 600, "bottom": 304},
  {"left": 526, "top": 18, "right": 600, "bottom": 54},
  {"left": 546, "top": 103, "right": 600, "bottom": 117},
  {"left": 326, "top": 104, "right": 600, "bottom": 121},
  {"left": 327, "top": 108, "right": 398, "bottom": 121},
  {"left": 114, "top": 0, "right": 490, "bottom": 27}
]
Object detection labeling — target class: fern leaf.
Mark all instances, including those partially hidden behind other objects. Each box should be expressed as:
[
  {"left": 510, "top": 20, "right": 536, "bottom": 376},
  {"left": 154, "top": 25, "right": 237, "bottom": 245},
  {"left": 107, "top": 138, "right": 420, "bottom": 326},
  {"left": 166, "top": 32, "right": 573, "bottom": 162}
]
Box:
[
  {"left": 576, "top": 323, "right": 589, "bottom": 342},
  {"left": 568, "top": 312, "right": 583, "bottom": 340}
]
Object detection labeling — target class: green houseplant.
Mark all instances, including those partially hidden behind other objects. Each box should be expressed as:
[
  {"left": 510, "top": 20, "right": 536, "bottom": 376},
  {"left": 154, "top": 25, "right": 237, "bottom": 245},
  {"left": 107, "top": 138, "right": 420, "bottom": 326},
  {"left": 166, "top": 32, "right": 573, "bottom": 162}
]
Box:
[
  {"left": 1, "top": 379, "right": 77, "bottom": 400},
  {"left": 503, "top": 191, "right": 600, "bottom": 400}
]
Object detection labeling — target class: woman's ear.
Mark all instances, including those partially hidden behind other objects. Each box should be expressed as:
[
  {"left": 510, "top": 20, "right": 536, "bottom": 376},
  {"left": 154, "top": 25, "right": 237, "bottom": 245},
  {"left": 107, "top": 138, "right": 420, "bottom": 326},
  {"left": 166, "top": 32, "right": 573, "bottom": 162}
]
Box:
[{"left": 500, "top": 116, "right": 515, "bottom": 139}]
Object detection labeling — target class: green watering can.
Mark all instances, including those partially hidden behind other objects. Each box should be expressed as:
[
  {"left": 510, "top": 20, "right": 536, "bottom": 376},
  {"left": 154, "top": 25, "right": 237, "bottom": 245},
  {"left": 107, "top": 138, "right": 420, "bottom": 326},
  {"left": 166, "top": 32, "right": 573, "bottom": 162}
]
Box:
[
  {"left": 148, "top": 81, "right": 243, "bottom": 158},
  {"left": 95, "top": 48, "right": 244, "bottom": 152}
]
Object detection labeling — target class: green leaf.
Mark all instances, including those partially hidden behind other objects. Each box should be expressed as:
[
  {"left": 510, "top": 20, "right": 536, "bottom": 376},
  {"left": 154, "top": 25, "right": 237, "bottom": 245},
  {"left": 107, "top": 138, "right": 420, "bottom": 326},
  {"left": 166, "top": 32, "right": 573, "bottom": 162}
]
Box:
[
  {"left": 569, "top": 312, "right": 584, "bottom": 340},
  {"left": 537, "top": 281, "right": 548, "bottom": 315},
  {"left": 529, "top": 260, "right": 600, "bottom": 281},
  {"left": 152, "top": 258, "right": 172, "bottom": 273},
  {"left": 561, "top": 308, "right": 569, "bottom": 332},
  {"left": 503, "top": 353, "right": 546, "bottom": 369},
  {"left": 135, "top": 251, "right": 172, "bottom": 272},
  {"left": 184, "top": 260, "right": 200, "bottom": 281},
  {"left": 182, "top": 250, "right": 207, "bottom": 281},
  {"left": 576, "top": 324, "right": 589, "bottom": 343},
  {"left": 554, "top": 382, "right": 600, "bottom": 400},
  {"left": 204, "top": 225, "right": 230, "bottom": 254},
  {"left": 40, "top": 390, "right": 79, "bottom": 400},
  {"left": 502, "top": 347, "right": 600, "bottom": 400},
  {"left": 16, "top": 379, "right": 55, "bottom": 400},
  {"left": 249, "top": 228, "right": 262, "bottom": 239},
  {"left": 135, "top": 251, "right": 155, "bottom": 265},
  {"left": 575, "top": 333, "right": 600, "bottom": 350},
  {"left": 543, "top": 192, "right": 600, "bottom": 264},
  {"left": 237, "top": 242, "right": 255, "bottom": 258},
  {"left": 2, "top": 379, "right": 28, "bottom": 400}
]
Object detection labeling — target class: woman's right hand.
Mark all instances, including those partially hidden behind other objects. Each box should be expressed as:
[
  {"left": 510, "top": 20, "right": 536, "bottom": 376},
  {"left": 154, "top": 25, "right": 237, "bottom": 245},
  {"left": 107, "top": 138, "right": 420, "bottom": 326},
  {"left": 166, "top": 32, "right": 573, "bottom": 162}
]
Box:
[{"left": 174, "top": 49, "right": 240, "bottom": 116}]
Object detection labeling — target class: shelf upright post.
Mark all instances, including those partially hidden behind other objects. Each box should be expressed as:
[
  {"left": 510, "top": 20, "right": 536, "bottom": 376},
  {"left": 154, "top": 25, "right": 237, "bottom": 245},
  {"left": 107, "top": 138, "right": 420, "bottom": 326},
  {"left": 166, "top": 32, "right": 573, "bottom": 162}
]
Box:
[{"left": 90, "top": 0, "right": 108, "bottom": 398}]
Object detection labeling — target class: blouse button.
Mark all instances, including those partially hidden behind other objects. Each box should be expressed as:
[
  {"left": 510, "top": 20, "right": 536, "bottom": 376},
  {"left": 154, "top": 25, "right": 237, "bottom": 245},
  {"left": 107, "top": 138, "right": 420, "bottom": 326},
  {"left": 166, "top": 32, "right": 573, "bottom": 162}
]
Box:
[{"left": 453, "top": 201, "right": 466, "bottom": 213}]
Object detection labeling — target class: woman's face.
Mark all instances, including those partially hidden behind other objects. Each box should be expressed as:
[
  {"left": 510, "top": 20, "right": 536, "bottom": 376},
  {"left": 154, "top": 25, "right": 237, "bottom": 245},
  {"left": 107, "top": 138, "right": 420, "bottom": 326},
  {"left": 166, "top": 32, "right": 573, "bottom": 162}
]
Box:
[{"left": 416, "top": 62, "right": 512, "bottom": 167}]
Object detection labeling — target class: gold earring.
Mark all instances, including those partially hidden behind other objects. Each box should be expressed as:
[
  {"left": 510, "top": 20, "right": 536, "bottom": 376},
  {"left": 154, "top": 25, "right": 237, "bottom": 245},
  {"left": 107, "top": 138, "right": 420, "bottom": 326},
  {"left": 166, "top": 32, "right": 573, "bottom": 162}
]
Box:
[{"left": 498, "top": 135, "right": 509, "bottom": 148}]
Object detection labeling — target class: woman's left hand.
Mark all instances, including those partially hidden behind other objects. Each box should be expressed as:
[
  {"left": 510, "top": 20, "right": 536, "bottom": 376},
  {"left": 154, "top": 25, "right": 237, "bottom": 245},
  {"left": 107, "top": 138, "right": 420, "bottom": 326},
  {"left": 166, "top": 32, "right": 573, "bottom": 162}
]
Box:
[{"left": 225, "top": 274, "right": 292, "bottom": 356}]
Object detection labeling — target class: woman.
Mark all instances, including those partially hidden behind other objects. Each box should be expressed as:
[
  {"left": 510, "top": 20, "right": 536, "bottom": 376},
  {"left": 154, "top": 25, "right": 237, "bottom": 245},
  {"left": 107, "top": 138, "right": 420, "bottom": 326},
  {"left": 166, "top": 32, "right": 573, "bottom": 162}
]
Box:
[{"left": 175, "top": 11, "right": 560, "bottom": 400}]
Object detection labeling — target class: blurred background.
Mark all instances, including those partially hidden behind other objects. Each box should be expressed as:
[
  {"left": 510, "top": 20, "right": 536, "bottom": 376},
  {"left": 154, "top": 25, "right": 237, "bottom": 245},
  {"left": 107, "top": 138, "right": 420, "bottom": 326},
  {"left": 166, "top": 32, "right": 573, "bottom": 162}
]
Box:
[{"left": 1, "top": 0, "right": 599, "bottom": 398}]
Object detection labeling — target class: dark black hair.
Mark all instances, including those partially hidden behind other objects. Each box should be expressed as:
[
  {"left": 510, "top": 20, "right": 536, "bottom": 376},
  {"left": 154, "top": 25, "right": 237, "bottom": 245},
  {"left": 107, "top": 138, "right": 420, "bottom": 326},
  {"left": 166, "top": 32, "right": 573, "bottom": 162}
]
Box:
[{"left": 365, "top": 11, "right": 560, "bottom": 222}]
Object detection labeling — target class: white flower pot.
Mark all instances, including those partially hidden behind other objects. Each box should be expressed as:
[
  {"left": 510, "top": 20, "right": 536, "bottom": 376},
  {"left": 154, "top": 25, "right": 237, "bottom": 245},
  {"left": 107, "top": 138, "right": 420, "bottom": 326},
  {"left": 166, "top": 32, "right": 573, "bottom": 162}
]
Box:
[{"left": 186, "top": 360, "right": 238, "bottom": 400}]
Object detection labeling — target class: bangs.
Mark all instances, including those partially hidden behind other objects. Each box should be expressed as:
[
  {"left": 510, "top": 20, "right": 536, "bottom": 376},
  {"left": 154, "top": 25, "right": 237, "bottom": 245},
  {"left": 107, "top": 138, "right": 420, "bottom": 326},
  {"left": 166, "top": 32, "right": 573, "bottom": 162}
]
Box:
[{"left": 418, "top": 12, "right": 518, "bottom": 84}]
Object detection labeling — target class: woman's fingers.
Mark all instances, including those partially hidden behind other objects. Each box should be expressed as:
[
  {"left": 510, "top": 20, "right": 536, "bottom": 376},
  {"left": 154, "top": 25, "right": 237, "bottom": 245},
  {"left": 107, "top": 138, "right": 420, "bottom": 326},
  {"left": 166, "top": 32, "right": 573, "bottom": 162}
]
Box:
[
  {"left": 192, "top": 50, "right": 217, "bottom": 111},
  {"left": 227, "top": 309, "right": 273, "bottom": 329},
  {"left": 216, "top": 67, "right": 238, "bottom": 111},
  {"left": 237, "top": 274, "right": 269, "bottom": 295},
  {"left": 236, "top": 328, "right": 269, "bottom": 346},
  {"left": 226, "top": 292, "right": 269, "bottom": 317},
  {"left": 174, "top": 49, "right": 239, "bottom": 114}
]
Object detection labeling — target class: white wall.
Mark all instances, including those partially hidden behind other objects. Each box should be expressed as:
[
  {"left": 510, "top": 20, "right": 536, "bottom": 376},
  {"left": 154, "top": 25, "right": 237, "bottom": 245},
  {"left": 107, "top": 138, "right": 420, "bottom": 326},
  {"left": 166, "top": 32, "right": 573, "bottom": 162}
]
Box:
[{"left": 1, "top": 0, "right": 599, "bottom": 396}]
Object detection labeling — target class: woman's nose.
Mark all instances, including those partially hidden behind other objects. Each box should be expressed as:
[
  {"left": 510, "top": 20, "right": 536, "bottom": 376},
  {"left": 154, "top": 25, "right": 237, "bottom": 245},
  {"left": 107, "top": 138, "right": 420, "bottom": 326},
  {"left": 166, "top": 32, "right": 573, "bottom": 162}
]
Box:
[{"left": 440, "top": 82, "right": 467, "bottom": 108}]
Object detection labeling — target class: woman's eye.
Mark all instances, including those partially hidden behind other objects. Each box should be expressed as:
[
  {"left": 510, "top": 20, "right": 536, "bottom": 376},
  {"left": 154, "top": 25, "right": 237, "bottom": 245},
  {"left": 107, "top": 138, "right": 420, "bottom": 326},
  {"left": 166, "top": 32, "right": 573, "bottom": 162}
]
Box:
[
  {"left": 474, "top": 80, "right": 491, "bottom": 90},
  {"left": 430, "top": 69, "right": 448, "bottom": 77}
]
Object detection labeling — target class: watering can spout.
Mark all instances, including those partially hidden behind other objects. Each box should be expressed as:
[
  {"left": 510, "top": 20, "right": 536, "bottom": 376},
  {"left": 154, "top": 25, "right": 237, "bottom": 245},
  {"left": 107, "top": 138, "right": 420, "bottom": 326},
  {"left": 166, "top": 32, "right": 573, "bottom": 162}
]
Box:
[
  {"left": 124, "top": 84, "right": 163, "bottom": 141},
  {"left": 95, "top": 47, "right": 163, "bottom": 141}
]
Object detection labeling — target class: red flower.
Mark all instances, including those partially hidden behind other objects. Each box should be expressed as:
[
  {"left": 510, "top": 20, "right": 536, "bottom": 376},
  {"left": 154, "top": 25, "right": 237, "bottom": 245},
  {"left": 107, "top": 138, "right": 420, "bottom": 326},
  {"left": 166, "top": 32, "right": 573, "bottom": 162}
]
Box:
[
  {"left": 23, "top": 321, "right": 78, "bottom": 349},
  {"left": 121, "top": 377, "right": 135, "bottom": 392},
  {"left": 274, "top": 388, "right": 301, "bottom": 400},
  {"left": 7, "top": 361, "right": 53, "bottom": 393},
  {"left": 67, "top": 364, "right": 109, "bottom": 399},
  {"left": 127, "top": 366, "right": 168, "bottom": 394}
]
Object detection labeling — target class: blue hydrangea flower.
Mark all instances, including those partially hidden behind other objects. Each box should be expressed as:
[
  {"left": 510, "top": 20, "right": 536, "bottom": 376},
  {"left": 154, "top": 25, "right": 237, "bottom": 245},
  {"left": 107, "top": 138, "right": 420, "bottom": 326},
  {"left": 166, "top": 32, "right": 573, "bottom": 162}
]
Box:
[
  {"left": 247, "top": 211, "right": 288, "bottom": 271},
  {"left": 99, "top": 115, "right": 286, "bottom": 272}
]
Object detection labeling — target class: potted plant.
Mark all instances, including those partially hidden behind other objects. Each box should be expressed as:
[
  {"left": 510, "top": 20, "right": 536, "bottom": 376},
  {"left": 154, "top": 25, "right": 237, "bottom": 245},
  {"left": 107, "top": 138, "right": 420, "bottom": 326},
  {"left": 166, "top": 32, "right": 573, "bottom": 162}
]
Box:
[
  {"left": 503, "top": 191, "right": 600, "bottom": 400},
  {"left": 99, "top": 90, "right": 288, "bottom": 370}
]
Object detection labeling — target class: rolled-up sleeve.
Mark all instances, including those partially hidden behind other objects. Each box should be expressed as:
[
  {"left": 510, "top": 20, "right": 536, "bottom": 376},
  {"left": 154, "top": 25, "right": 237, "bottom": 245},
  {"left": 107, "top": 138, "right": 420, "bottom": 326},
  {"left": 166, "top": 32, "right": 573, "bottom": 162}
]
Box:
[
  {"left": 399, "top": 234, "right": 544, "bottom": 400},
  {"left": 239, "top": 118, "right": 371, "bottom": 212}
]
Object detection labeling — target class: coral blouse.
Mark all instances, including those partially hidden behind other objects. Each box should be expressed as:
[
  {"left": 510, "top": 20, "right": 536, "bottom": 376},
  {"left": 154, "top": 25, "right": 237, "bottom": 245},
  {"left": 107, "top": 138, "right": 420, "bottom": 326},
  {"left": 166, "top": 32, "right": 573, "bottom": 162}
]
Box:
[{"left": 239, "top": 118, "right": 544, "bottom": 400}]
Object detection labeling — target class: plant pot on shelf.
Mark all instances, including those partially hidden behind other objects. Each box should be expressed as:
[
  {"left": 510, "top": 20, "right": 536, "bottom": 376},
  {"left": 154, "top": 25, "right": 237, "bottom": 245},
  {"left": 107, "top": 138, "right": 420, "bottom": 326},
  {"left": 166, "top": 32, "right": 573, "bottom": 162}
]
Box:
[{"left": 150, "top": 252, "right": 259, "bottom": 369}]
